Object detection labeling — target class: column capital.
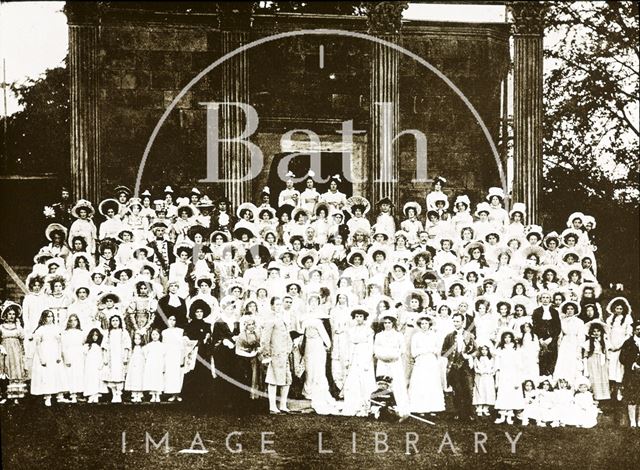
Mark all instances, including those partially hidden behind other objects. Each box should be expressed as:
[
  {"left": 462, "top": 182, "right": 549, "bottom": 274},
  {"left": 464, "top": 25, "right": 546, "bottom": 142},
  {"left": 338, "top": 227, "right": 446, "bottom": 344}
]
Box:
[
  {"left": 363, "top": 1, "right": 408, "bottom": 35},
  {"left": 507, "top": 1, "right": 548, "bottom": 36},
  {"left": 217, "top": 2, "right": 255, "bottom": 31},
  {"left": 64, "top": 1, "right": 102, "bottom": 25}
]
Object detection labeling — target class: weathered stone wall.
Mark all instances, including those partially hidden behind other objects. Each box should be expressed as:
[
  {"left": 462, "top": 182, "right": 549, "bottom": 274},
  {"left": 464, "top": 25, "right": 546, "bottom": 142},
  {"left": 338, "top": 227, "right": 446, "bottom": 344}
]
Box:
[{"left": 92, "top": 6, "right": 508, "bottom": 210}]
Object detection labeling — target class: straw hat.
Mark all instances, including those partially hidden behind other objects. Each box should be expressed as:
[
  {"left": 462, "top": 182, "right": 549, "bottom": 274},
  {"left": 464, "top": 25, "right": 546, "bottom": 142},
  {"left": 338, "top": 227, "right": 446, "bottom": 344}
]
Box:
[
  {"left": 403, "top": 201, "right": 422, "bottom": 216},
  {"left": 45, "top": 223, "right": 68, "bottom": 242},
  {"left": 71, "top": 199, "right": 95, "bottom": 218},
  {"left": 237, "top": 202, "right": 258, "bottom": 220},
  {"left": 509, "top": 202, "right": 527, "bottom": 218},
  {"left": 566, "top": 212, "right": 585, "bottom": 228},
  {"left": 486, "top": 187, "right": 505, "bottom": 202},
  {"left": 99, "top": 198, "right": 121, "bottom": 217}
]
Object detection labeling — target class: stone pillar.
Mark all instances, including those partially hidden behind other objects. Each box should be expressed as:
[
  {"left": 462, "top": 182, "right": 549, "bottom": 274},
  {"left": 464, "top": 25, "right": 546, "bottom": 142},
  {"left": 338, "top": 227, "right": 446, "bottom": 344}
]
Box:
[
  {"left": 509, "top": 2, "right": 547, "bottom": 224},
  {"left": 218, "top": 3, "right": 253, "bottom": 209},
  {"left": 365, "top": 2, "right": 407, "bottom": 210},
  {"left": 65, "top": 3, "right": 101, "bottom": 203}
]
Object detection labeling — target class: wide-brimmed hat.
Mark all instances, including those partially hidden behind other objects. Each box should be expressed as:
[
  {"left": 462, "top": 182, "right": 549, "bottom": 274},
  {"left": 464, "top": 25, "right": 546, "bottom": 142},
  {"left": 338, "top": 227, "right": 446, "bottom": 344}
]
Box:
[
  {"left": 189, "top": 298, "right": 211, "bottom": 318},
  {"left": 195, "top": 273, "right": 215, "bottom": 287},
  {"left": 486, "top": 187, "right": 505, "bottom": 202},
  {"left": 176, "top": 202, "right": 195, "bottom": 218},
  {"left": 45, "top": 223, "right": 68, "bottom": 242},
  {"left": 285, "top": 281, "right": 303, "bottom": 293},
  {"left": 174, "top": 242, "right": 194, "bottom": 258},
  {"left": 233, "top": 225, "right": 257, "bottom": 240},
  {"left": 98, "top": 238, "right": 119, "bottom": 256},
  {"left": 405, "top": 289, "right": 431, "bottom": 309},
  {"left": 314, "top": 202, "right": 330, "bottom": 217},
  {"left": 560, "top": 300, "right": 580, "bottom": 315},
  {"left": 138, "top": 262, "right": 157, "bottom": 278},
  {"left": 579, "top": 282, "right": 602, "bottom": 299},
  {"left": 186, "top": 224, "right": 209, "bottom": 243},
  {"left": 33, "top": 247, "right": 54, "bottom": 263},
  {"left": 454, "top": 195, "right": 471, "bottom": 210},
  {"left": 403, "top": 201, "right": 422, "bottom": 216},
  {"left": 98, "top": 291, "right": 121, "bottom": 304},
  {"left": 347, "top": 249, "right": 366, "bottom": 266},
  {"left": 196, "top": 195, "right": 214, "bottom": 209},
  {"left": 465, "top": 241, "right": 485, "bottom": 256},
  {"left": 209, "top": 230, "right": 230, "bottom": 244},
  {"left": 125, "top": 197, "right": 142, "bottom": 212},
  {"left": 376, "top": 197, "right": 394, "bottom": 207},
  {"left": 237, "top": 202, "right": 258, "bottom": 220},
  {"left": 245, "top": 244, "right": 271, "bottom": 265},
  {"left": 350, "top": 307, "right": 370, "bottom": 319},
  {"left": 116, "top": 227, "right": 134, "bottom": 243},
  {"left": 346, "top": 195, "right": 371, "bottom": 216},
  {"left": 606, "top": 296, "right": 632, "bottom": 316},
  {"left": 474, "top": 202, "right": 491, "bottom": 217},
  {"left": 509, "top": 202, "right": 527, "bottom": 218},
  {"left": 566, "top": 212, "right": 585, "bottom": 228},
  {"left": 291, "top": 206, "right": 311, "bottom": 222},
  {"left": 561, "top": 228, "right": 582, "bottom": 243},
  {"left": 99, "top": 199, "right": 121, "bottom": 217},
  {"left": 583, "top": 215, "right": 596, "bottom": 229},
  {"left": 114, "top": 185, "right": 132, "bottom": 197},
  {"left": 149, "top": 219, "right": 170, "bottom": 231},
  {"left": 90, "top": 267, "right": 107, "bottom": 280},
  {"left": 524, "top": 225, "right": 544, "bottom": 241},
  {"left": 276, "top": 204, "right": 295, "bottom": 219},
  {"left": 438, "top": 260, "right": 459, "bottom": 274},
  {"left": 131, "top": 244, "right": 151, "bottom": 258},
  {"left": 73, "top": 284, "right": 91, "bottom": 297},
  {"left": 258, "top": 206, "right": 277, "bottom": 219},
  {"left": 71, "top": 199, "right": 95, "bottom": 218},
  {"left": 1, "top": 301, "right": 22, "bottom": 321},
  {"left": 45, "top": 257, "right": 65, "bottom": 271},
  {"left": 297, "top": 249, "right": 319, "bottom": 268},
  {"left": 112, "top": 265, "right": 133, "bottom": 280},
  {"left": 225, "top": 281, "right": 246, "bottom": 296},
  {"left": 430, "top": 193, "right": 449, "bottom": 210},
  {"left": 542, "top": 231, "right": 562, "bottom": 249}
]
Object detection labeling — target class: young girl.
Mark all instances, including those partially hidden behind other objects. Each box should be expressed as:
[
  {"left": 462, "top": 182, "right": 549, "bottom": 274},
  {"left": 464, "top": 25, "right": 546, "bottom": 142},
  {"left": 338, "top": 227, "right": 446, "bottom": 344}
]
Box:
[
  {"left": 536, "top": 378, "right": 557, "bottom": 426},
  {"left": 102, "top": 315, "right": 131, "bottom": 403},
  {"left": 83, "top": 328, "right": 106, "bottom": 403},
  {"left": 494, "top": 331, "right": 523, "bottom": 424},
  {"left": 519, "top": 379, "right": 538, "bottom": 426},
  {"left": 162, "top": 315, "right": 185, "bottom": 402},
  {"left": 473, "top": 343, "right": 496, "bottom": 417},
  {"left": 553, "top": 378, "right": 574, "bottom": 427},
  {"left": 125, "top": 332, "right": 145, "bottom": 403},
  {"left": 30, "top": 310, "right": 66, "bottom": 406},
  {"left": 0, "top": 302, "right": 27, "bottom": 403},
  {"left": 519, "top": 320, "right": 540, "bottom": 381},
  {"left": 606, "top": 297, "right": 633, "bottom": 401},
  {"left": 61, "top": 314, "right": 85, "bottom": 403},
  {"left": 582, "top": 321, "right": 611, "bottom": 401},
  {"left": 571, "top": 376, "right": 599, "bottom": 428},
  {"left": 143, "top": 328, "right": 165, "bottom": 402}
]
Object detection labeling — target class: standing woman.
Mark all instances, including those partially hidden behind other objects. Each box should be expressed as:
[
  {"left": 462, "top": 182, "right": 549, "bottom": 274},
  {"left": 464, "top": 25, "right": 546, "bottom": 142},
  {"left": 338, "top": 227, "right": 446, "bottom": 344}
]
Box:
[
  {"left": 30, "top": 309, "right": 66, "bottom": 406},
  {"left": 0, "top": 302, "right": 28, "bottom": 402},
  {"left": 408, "top": 315, "right": 445, "bottom": 415},
  {"left": 211, "top": 296, "right": 240, "bottom": 411},
  {"left": 342, "top": 308, "right": 376, "bottom": 416},
  {"left": 102, "top": 315, "right": 131, "bottom": 403},
  {"left": 182, "top": 299, "right": 213, "bottom": 404},
  {"left": 260, "top": 297, "right": 294, "bottom": 414},
  {"left": 619, "top": 321, "right": 640, "bottom": 427},
  {"left": 606, "top": 297, "right": 633, "bottom": 401},
  {"left": 554, "top": 301, "right": 586, "bottom": 385},
  {"left": 162, "top": 315, "right": 185, "bottom": 402},
  {"left": 61, "top": 314, "right": 85, "bottom": 403},
  {"left": 299, "top": 171, "right": 320, "bottom": 214},
  {"left": 235, "top": 316, "right": 262, "bottom": 410},
  {"left": 494, "top": 331, "right": 524, "bottom": 424},
  {"left": 373, "top": 311, "right": 409, "bottom": 418},
  {"left": 582, "top": 321, "right": 611, "bottom": 402},
  {"left": 329, "top": 292, "right": 352, "bottom": 395}
]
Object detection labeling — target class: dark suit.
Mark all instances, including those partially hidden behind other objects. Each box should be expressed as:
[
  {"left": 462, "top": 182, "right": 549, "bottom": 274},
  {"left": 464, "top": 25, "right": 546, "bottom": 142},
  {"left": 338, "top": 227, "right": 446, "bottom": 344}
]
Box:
[
  {"left": 619, "top": 336, "right": 640, "bottom": 405},
  {"left": 147, "top": 239, "right": 175, "bottom": 276},
  {"left": 154, "top": 295, "right": 188, "bottom": 330},
  {"left": 532, "top": 305, "right": 561, "bottom": 376},
  {"left": 441, "top": 329, "right": 477, "bottom": 420}
]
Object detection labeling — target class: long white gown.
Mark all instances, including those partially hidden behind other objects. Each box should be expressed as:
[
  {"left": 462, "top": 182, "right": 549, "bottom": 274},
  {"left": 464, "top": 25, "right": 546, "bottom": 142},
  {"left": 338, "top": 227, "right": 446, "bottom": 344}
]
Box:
[
  {"left": 142, "top": 341, "right": 166, "bottom": 392},
  {"left": 329, "top": 305, "right": 351, "bottom": 391},
  {"left": 607, "top": 314, "right": 632, "bottom": 383},
  {"left": 83, "top": 343, "right": 107, "bottom": 396},
  {"left": 408, "top": 330, "right": 445, "bottom": 413},
  {"left": 62, "top": 328, "right": 85, "bottom": 394},
  {"left": 124, "top": 345, "right": 145, "bottom": 392},
  {"left": 30, "top": 324, "right": 66, "bottom": 395},
  {"left": 302, "top": 318, "right": 335, "bottom": 411},
  {"left": 554, "top": 316, "right": 585, "bottom": 384},
  {"left": 494, "top": 344, "right": 524, "bottom": 410},
  {"left": 374, "top": 329, "right": 409, "bottom": 416},
  {"left": 342, "top": 324, "right": 376, "bottom": 416},
  {"left": 162, "top": 327, "right": 185, "bottom": 394}
]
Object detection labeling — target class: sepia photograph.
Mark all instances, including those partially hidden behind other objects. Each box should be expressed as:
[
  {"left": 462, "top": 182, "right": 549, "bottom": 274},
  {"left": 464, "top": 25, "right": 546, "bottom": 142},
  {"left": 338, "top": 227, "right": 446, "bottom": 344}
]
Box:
[{"left": 0, "top": 1, "right": 638, "bottom": 468}]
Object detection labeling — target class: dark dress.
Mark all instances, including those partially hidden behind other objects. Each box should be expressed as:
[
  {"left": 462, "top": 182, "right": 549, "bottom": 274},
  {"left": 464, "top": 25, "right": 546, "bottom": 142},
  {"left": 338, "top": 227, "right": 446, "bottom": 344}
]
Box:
[
  {"left": 182, "top": 319, "right": 213, "bottom": 405},
  {"left": 154, "top": 295, "right": 188, "bottom": 330},
  {"left": 619, "top": 336, "right": 640, "bottom": 405},
  {"left": 210, "top": 318, "right": 240, "bottom": 410}
]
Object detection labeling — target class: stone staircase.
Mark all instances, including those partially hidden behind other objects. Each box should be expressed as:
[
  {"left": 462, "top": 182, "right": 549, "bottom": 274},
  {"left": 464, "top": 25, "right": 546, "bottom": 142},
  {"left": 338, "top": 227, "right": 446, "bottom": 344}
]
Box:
[{"left": 0, "top": 265, "right": 31, "bottom": 303}]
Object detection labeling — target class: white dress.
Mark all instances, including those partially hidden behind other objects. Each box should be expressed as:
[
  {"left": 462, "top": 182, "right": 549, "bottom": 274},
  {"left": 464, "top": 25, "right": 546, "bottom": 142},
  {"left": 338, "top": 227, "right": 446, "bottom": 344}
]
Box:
[
  {"left": 342, "top": 325, "right": 376, "bottom": 416},
  {"left": 83, "top": 343, "right": 107, "bottom": 396},
  {"left": 607, "top": 315, "right": 632, "bottom": 383},
  {"left": 554, "top": 316, "right": 585, "bottom": 384},
  {"left": 102, "top": 329, "right": 132, "bottom": 384},
  {"left": 162, "top": 327, "right": 185, "bottom": 394},
  {"left": 125, "top": 345, "right": 145, "bottom": 392},
  {"left": 519, "top": 334, "right": 540, "bottom": 380},
  {"left": 494, "top": 344, "right": 524, "bottom": 410},
  {"left": 408, "top": 330, "right": 445, "bottom": 413},
  {"left": 302, "top": 318, "right": 331, "bottom": 400},
  {"left": 329, "top": 305, "right": 352, "bottom": 391},
  {"left": 374, "top": 329, "right": 409, "bottom": 415},
  {"left": 62, "top": 329, "right": 85, "bottom": 393},
  {"left": 30, "top": 324, "right": 66, "bottom": 395},
  {"left": 143, "top": 341, "right": 166, "bottom": 392}
]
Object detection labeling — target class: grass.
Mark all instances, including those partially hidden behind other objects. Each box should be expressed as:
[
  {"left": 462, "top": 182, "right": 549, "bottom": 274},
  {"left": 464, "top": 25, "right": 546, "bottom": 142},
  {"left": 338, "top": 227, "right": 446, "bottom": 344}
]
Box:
[{"left": 2, "top": 399, "right": 639, "bottom": 469}]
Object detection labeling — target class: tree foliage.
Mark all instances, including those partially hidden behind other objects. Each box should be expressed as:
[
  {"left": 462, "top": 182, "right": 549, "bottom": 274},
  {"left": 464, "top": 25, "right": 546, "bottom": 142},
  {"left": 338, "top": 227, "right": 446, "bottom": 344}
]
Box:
[
  {"left": 1, "top": 62, "right": 69, "bottom": 175},
  {"left": 543, "top": 1, "right": 639, "bottom": 290}
]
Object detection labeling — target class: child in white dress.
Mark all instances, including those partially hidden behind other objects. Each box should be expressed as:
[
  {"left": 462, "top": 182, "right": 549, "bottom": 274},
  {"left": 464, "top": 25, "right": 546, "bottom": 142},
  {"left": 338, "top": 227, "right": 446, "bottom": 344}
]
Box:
[
  {"left": 473, "top": 344, "right": 496, "bottom": 417},
  {"left": 519, "top": 379, "right": 538, "bottom": 425},
  {"left": 61, "top": 314, "right": 85, "bottom": 403},
  {"left": 83, "top": 328, "right": 106, "bottom": 403},
  {"left": 143, "top": 328, "right": 166, "bottom": 402},
  {"left": 162, "top": 316, "right": 185, "bottom": 402},
  {"left": 125, "top": 332, "right": 145, "bottom": 402},
  {"left": 102, "top": 315, "right": 131, "bottom": 403}
]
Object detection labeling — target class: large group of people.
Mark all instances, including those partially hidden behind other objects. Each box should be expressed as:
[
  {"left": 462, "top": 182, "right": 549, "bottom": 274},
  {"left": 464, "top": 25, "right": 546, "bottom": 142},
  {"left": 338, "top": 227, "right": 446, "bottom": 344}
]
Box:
[{"left": 1, "top": 175, "right": 639, "bottom": 429}]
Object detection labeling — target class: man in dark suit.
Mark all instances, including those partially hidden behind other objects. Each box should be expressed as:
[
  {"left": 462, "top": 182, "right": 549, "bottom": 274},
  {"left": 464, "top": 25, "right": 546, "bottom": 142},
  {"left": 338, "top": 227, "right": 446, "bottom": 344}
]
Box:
[
  {"left": 532, "top": 291, "right": 562, "bottom": 376},
  {"left": 148, "top": 220, "right": 175, "bottom": 279},
  {"left": 441, "top": 313, "right": 477, "bottom": 421}
]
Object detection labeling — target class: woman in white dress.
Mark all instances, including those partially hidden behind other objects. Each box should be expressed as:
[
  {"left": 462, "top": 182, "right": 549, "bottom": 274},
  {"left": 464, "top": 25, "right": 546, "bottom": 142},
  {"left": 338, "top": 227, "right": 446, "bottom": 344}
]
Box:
[
  {"left": 30, "top": 309, "right": 67, "bottom": 406},
  {"left": 342, "top": 308, "right": 376, "bottom": 416},
  {"left": 494, "top": 331, "right": 524, "bottom": 424},
  {"left": 329, "top": 292, "right": 352, "bottom": 394},
  {"left": 554, "top": 301, "right": 586, "bottom": 384},
  {"left": 606, "top": 297, "right": 633, "bottom": 399},
  {"left": 408, "top": 315, "right": 445, "bottom": 414},
  {"left": 83, "top": 328, "right": 107, "bottom": 402},
  {"left": 300, "top": 174, "right": 321, "bottom": 214},
  {"left": 162, "top": 315, "right": 185, "bottom": 401},
  {"left": 373, "top": 312, "right": 409, "bottom": 417},
  {"left": 61, "top": 314, "right": 85, "bottom": 403},
  {"left": 102, "top": 315, "right": 131, "bottom": 403},
  {"left": 143, "top": 328, "right": 166, "bottom": 402}
]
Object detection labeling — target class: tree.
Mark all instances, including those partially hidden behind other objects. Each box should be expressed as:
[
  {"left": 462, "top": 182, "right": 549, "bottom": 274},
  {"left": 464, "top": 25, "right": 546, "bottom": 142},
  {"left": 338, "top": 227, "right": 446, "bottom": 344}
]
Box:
[
  {"left": 1, "top": 61, "right": 69, "bottom": 175},
  {"left": 543, "top": 1, "right": 639, "bottom": 294}
]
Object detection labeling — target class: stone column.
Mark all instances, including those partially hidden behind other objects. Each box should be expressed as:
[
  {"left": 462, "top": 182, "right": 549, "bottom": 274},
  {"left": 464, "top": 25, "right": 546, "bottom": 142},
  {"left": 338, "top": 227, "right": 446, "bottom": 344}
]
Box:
[
  {"left": 509, "top": 2, "right": 547, "bottom": 224},
  {"left": 365, "top": 2, "right": 408, "bottom": 210},
  {"left": 65, "top": 3, "right": 101, "bottom": 203},
  {"left": 218, "top": 3, "right": 253, "bottom": 209}
]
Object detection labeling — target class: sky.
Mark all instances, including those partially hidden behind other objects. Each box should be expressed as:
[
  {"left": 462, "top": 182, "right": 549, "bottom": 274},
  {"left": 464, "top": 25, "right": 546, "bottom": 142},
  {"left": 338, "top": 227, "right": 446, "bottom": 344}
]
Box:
[{"left": 0, "top": 2, "right": 506, "bottom": 116}]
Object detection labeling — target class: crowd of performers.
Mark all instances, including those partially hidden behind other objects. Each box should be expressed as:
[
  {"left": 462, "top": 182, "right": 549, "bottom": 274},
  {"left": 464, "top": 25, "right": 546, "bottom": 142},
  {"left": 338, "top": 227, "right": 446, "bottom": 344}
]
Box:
[{"left": 1, "top": 175, "right": 639, "bottom": 429}]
